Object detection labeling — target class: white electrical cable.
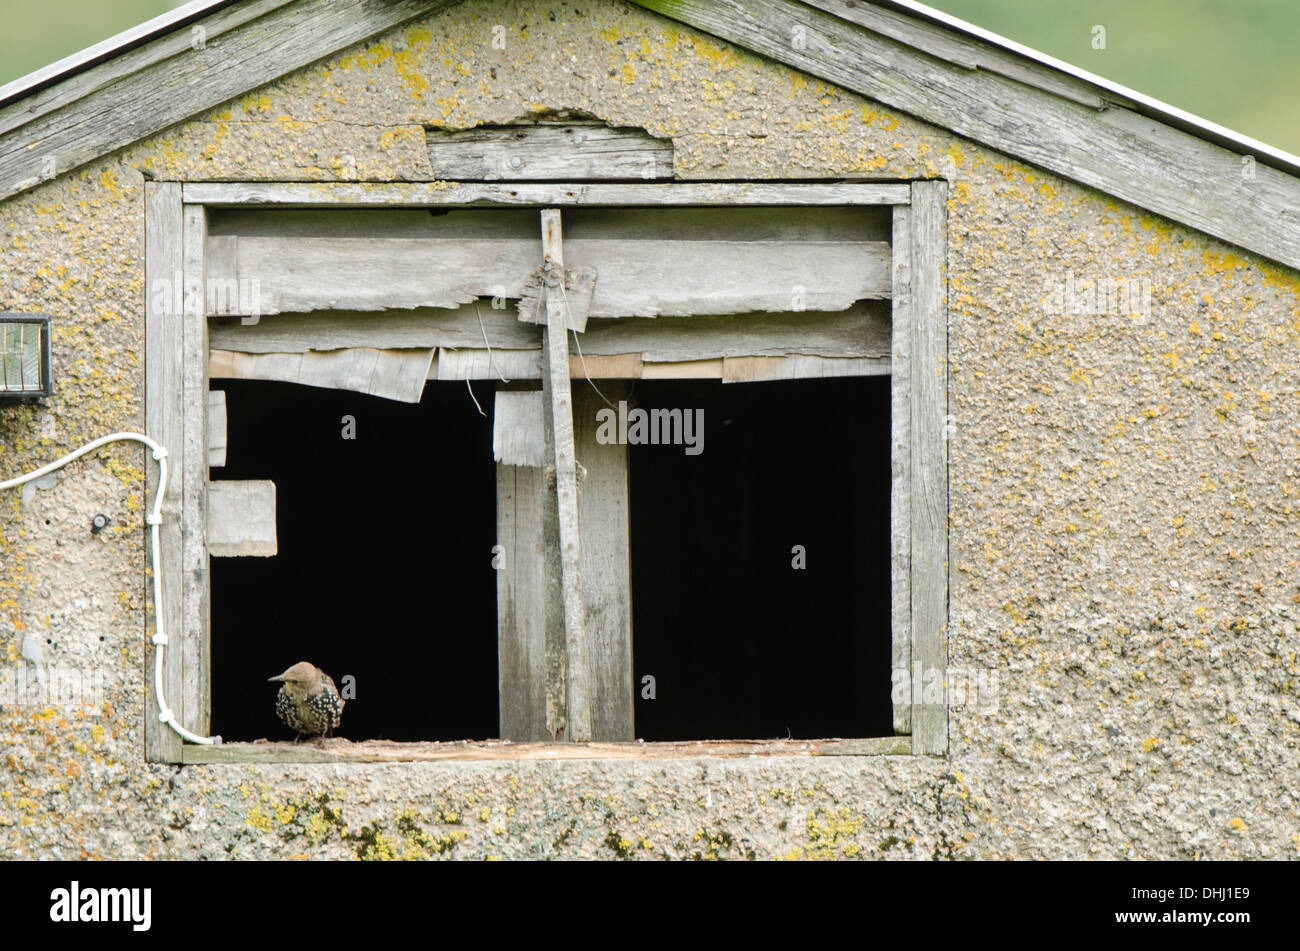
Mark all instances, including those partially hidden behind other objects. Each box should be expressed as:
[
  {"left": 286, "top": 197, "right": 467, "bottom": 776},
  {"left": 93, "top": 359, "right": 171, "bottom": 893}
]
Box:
[{"left": 0, "top": 432, "right": 220, "bottom": 746}]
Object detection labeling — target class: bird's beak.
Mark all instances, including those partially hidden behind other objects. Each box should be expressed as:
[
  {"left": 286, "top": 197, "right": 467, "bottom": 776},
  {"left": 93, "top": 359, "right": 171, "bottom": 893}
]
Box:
[{"left": 268, "top": 673, "right": 287, "bottom": 682}]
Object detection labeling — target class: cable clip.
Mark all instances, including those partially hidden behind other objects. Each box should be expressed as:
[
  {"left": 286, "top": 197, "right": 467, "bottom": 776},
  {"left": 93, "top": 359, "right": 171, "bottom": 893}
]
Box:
[
  {"left": 151, "top": 633, "right": 168, "bottom": 645},
  {"left": 152, "top": 447, "right": 168, "bottom": 461},
  {"left": 145, "top": 513, "right": 162, "bottom": 526}
]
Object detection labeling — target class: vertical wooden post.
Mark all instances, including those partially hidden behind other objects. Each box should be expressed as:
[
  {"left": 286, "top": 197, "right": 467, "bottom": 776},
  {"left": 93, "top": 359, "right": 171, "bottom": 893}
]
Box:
[
  {"left": 909, "top": 180, "right": 949, "bottom": 755},
  {"left": 143, "top": 182, "right": 184, "bottom": 763},
  {"left": 181, "top": 204, "right": 211, "bottom": 739},
  {"left": 540, "top": 209, "right": 591, "bottom": 742},
  {"left": 890, "top": 203, "right": 912, "bottom": 737}
]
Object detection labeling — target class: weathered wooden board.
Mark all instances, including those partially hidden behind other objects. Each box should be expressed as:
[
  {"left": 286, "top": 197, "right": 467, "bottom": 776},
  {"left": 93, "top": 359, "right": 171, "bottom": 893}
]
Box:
[
  {"left": 538, "top": 207, "right": 892, "bottom": 317},
  {"left": 496, "top": 454, "right": 551, "bottom": 742},
  {"left": 435, "top": 348, "right": 540, "bottom": 381},
  {"left": 0, "top": 0, "right": 452, "bottom": 201},
  {"left": 571, "top": 353, "right": 645, "bottom": 379},
  {"left": 206, "top": 206, "right": 890, "bottom": 318},
  {"left": 202, "top": 236, "right": 244, "bottom": 319},
  {"left": 0, "top": 0, "right": 296, "bottom": 129},
  {"left": 889, "top": 203, "right": 912, "bottom": 737},
  {"left": 640, "top": 359, "right": 722, "bottom": 379},
  {"left": 574, "top": 383, "right": 634, "bottom": 741},
  {"left": 909, "top": 181, "right": 948, "bottom": 756},
  {"left": 627, "top": 0, "right": 1300, "bottom": 271},
  {"left": 426, "top": 123, "right": 673, "bottom": 180},
  {"left": 493, "top": 389, "right": 545, "bottom": 467},
  {"left": 799, "top": 0, "right": 1128, "bottom": 109},
  {"left": 180, "top": 735, "right": 912, "bottom": 763},
  {"left": 209, "top": 304, "right": 537, "bottom": 352},
  {"left": 206, "top": 390, "right": 227, "bottom": 468},
  {"left": 183, "top": 181, "right": 912, "bottom": 208},
  {"left": 577, "top": 303, "right": 890, "bottom": 361},
  {"left": 208, "top": 480, "right": 277, "bottom": 557},
  {"left": 180, "top": 203, "right": 211, "bottom": 739},
  {"left": 517, "top": 265, "right": 597, "bottom": 329},
  {"left": 720, "top": 355, "right": 888, "bottom": 382},
  {"left": 206, "top": 209, "right": 542, "bottom": 315},
  {"left": 143, "top": 182, "right": 184, "bottom": 763},
  {"left": 209, "top": 348, "right": 433, "bottom": 402},
  {"left": 433, "top": 351, "right": 887, "bottom": 382},
  {"left": 218, "top": 304, "right": 890, "bottom": 365}
]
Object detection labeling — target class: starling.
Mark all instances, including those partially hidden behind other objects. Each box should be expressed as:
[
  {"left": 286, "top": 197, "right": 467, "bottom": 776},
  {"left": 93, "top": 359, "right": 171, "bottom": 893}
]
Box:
[{"left": 268, "top": 661, "right": 345, "bottom": 742}]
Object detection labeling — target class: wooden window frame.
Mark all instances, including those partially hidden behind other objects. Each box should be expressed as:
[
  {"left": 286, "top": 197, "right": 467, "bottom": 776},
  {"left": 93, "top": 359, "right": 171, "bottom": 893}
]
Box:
[{"left": 143, "top": 180, "right": 947, "bottom": 763}]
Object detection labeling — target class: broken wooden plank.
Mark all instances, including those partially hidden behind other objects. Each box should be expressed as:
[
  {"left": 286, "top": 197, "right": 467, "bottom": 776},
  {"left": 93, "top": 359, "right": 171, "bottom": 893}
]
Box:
[
  {"left": 426, "top": 123, "right": 673, "bottom": 180},
  {"left": 206, "top": 389, "right": 227, "bottom": 468},
  {"left": 721, "top": 355, "right": 889, "bottom": 382},
  {"left": 209, "top": 348, "right": 433, "bottom": 402},
  {"left": 209, "top": 304, "right": 536, "bottom": 351},
  {"left": 211, "top": 304, "right": 890, "bottom": 360},
  {"left": 493, "top": 389, "right": 545, "bottom": 467},
  {"left": 517, "top": 265, "right": 597, "bottom": 329},
  {"left": 206, "top": 208, "right": 542, "bottom": 315},
  {"left": 208, "top": 480, "right": 277, "bottom": 557},
  {"left": 182, "top": 181, "right": 913, "bottom": 207},
  {"left": 576, "top": 302, "right": 891, "bottom": 361}
]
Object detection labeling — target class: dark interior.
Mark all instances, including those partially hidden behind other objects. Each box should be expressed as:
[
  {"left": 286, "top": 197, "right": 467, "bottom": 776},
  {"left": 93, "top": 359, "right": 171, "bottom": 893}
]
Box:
[
  {"left": 211, "top": 374, "right": 892, "bottom": 744},
  {"left": 209, "top": 379, "right": 498, "bottom": 742},
  {"left": 627, "top": 377, "right": 893, "bottom": 741}
]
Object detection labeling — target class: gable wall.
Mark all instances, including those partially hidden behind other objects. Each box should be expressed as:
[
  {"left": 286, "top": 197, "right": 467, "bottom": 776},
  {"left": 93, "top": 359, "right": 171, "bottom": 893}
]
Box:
[{"left": 0, "top": 0, "right": 1297, "bottom": 859}]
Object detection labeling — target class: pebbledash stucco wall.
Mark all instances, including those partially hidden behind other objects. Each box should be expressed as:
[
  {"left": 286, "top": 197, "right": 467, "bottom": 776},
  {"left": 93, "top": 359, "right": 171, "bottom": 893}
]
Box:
[{"left": 1, "top": 0, "right": 1298, "bottom": 860}]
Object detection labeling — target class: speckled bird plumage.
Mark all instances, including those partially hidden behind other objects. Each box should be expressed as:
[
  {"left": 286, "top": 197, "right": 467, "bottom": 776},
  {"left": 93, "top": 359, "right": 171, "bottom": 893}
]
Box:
[{"left": 269, "top": 661, "right": 344, "bottom": 740}]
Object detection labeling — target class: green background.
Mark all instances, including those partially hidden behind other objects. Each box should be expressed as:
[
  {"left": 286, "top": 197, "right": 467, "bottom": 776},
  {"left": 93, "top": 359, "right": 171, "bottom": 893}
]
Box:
[{"left": 3, "top": 0, "right": 1297, "bottom": 154}]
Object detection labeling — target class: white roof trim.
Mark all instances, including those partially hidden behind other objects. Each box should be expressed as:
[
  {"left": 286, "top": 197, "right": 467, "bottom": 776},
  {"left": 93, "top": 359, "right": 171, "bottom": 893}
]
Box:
[
  {"left": 0, "top": 0, "right": 240, "bottom": 108},
  {"left": 878, "top": 0, "right": 1300, "bottom": 175}
]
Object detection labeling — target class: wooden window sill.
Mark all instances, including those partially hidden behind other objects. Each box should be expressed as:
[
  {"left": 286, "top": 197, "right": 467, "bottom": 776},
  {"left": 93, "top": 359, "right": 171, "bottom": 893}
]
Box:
[{"left": 179, "top": 736, "right": 912, "bottom": 764}]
